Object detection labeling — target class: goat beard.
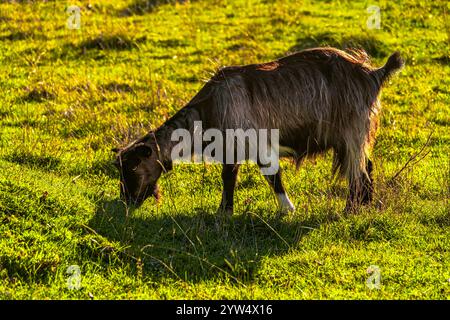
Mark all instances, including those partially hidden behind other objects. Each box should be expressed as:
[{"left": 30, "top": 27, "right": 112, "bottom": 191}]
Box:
[{"left": 152, "top": 184, "right": 161, "bottom": 203}]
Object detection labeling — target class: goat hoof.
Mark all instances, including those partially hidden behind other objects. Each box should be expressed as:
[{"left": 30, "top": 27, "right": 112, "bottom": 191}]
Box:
[
  {"left": 279, "top": 204, "right": 295, "bottom": 216},
  {"left": 216, "top": 207, "right": 233, "bottom": 216},
  {"left": 344, "top": 203, "right": 360, "bottom": 214}
]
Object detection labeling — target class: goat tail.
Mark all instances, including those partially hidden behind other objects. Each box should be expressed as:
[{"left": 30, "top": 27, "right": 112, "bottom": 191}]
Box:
[{"left": 371, "top": 52, "right": 404, "bottom": 86}]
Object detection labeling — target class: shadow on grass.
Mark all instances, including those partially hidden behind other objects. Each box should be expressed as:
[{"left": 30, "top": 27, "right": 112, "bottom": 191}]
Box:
[
  {"left": 118, "top": 0, "right": 192, "bottom": 16},
  {"left": 0, "top": 30, "right": 47, "bottom": 41},
  {"left": 46, "top": 34, "right": 147, "bottom": 61},
  {"left": 432, "top": 55, "right": 450, "bottom": 66},
  {"left": 88, "top": 199, "right": 330, "bottom": 284},
  {"left": 77, "top": 34, "right": 148, "bottom": 51},
  {"left": 22, "top": 87, "right": 55, "bottom": 103},
  {"left": 3, "top": 152, "right": 61, "bottom": 171},
  {"left": 51, "top": 35, "right": 188, "bottom": 61}
]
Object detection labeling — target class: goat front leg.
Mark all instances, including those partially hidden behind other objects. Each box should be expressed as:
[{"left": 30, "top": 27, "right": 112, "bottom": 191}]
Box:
[
  {"left": 218, "top": 164, "right": 240, "bottom": 216},
  {"left": 260, "top": 165, "right": 295, "bottom": 214}
]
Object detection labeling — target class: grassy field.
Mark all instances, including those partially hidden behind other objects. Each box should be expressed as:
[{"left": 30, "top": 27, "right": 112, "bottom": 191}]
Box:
[{"left": 0, "top": 0, "right": 449, "bottom": 299}]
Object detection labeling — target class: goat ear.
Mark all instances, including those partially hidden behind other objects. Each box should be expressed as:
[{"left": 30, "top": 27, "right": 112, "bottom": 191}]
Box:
[{"left": 134, "top": 143, "right": 152, "bottom": 158}]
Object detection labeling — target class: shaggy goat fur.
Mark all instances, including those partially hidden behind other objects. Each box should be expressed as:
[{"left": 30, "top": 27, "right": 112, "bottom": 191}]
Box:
[{"left": 115, "top": 47, "right": 403, "bottom": 211}]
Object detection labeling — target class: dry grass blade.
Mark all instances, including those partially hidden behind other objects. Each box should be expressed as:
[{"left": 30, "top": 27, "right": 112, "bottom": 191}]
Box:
[{"left": 388, "top": 129, "right": 434, "bottom": 186}]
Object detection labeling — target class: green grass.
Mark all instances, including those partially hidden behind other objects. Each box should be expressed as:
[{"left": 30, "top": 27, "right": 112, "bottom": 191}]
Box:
[{"left": 0, "top": 0, "right": 449, "bottom": 299}]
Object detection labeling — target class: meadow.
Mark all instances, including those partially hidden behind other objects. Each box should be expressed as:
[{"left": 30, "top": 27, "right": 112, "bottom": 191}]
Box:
[{"left": 0, "top": 0, "right": 449, "bottom": 299}]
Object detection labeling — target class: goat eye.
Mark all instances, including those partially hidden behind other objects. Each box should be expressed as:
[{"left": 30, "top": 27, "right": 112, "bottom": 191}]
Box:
[{"left": 132, "top": 166, "right": 138, "bottom": 172}]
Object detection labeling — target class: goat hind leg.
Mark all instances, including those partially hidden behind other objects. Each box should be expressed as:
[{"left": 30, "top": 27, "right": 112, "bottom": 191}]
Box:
[
  {"left": 345, "top": 159, "right": 374, "bottom": 212},
  {"left": 361, "top": 158, "right": 374, "bottom": 204}
]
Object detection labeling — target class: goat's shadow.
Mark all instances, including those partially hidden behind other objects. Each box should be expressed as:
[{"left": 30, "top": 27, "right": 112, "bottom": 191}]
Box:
[{"left": 88, "top": 199, "right": 336, "bottom": 284}]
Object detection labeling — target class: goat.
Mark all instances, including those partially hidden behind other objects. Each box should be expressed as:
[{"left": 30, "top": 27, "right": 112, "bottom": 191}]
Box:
[{"left": 113, "top": 47, "right": 403, "bottom": 214}]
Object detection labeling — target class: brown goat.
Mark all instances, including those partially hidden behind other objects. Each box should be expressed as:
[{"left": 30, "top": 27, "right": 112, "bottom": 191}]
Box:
[{"left": 113, "top": 47, "right": 403, "bottom": 214}]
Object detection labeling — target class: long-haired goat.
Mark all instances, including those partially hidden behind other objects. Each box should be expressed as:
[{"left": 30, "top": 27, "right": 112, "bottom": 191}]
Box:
[{"left": 113, "top": 47, "right": 403, "bottom": 214}]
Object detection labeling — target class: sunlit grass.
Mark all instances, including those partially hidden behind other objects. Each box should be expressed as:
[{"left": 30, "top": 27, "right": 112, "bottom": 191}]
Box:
[{"left": 0, "top": 0, "right": 449, "bottom": 299}]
